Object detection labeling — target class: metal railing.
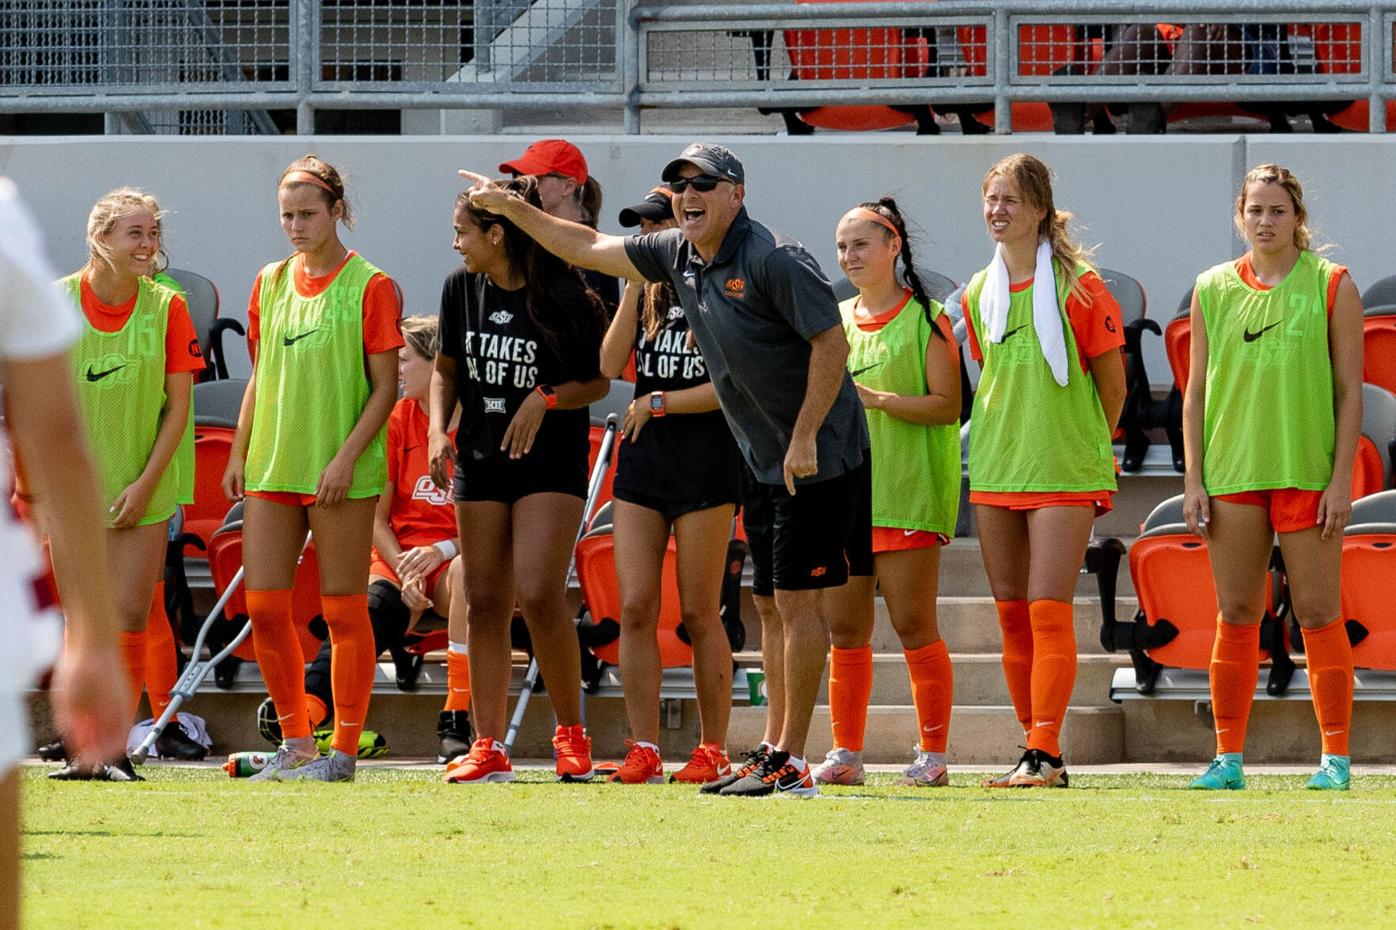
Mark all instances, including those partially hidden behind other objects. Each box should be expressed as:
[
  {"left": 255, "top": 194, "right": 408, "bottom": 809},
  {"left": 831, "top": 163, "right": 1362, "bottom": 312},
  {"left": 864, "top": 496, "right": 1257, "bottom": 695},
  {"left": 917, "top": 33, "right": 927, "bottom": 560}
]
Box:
[{"left": 1, "top": 0, "right": 1394, "bottom": 133}]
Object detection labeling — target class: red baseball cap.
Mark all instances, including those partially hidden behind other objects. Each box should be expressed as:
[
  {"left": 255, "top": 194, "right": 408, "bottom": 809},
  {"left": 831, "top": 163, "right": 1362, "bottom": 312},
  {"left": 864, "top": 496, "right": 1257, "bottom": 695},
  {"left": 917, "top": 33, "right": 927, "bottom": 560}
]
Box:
[{"left": 498, "top": 139, "right": 588, "bottom": 185}]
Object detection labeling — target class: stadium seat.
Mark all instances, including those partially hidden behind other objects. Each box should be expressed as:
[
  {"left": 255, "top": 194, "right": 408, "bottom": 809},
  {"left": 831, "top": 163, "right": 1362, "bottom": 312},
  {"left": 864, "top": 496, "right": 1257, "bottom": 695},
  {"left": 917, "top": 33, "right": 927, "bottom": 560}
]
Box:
[
  {"left": 1361, "top": 308, "right": 1396, "bottom": 395},
  {"left": 1359, "top": 273, "right": 1396, "bottom": 311},
  {"left": 185, "top": 378, "right": 246, "bottom": 549},
  {"left": 1354, "top": 383, "right": 1396, "bottom": 498},
  {"left": 575, "top": 521, "right": 693, "bottom": 670},
  {"left": 1340, "top": 490, "right": 1396, "bottom": 669},
  {"left": 1097, "top": 268, "right": 1166, "bottom": 472},
  {"left": 954, "top": 24, "right": 1060, "bottom": 131},
  {"left": 158, "top": 267, "right": 245, "bottom": 381}
]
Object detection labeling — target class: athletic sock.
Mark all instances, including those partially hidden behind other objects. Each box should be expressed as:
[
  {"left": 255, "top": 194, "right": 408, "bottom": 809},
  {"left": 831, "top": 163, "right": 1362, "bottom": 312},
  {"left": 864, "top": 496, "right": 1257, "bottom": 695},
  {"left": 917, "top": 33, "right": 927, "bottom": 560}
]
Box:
[
  {"left": 246, "top": 588, "right": 311, "bottom": 740},
  {"left": 1301, "top": 618, "right": 1354, "bottom": 756},
  {"left": 1026, "top": 599, "right": 1076, "bottom": 758},
  {"left": 1210, "top": 617, "right": 1261, "bottom": 756},
  {"left": 828, "top": 644, "right": 874, "bottom": 753},
  {"left": 117, "top": 629, "right": 147, "bottom": 721},
  {"left": 787, "top": 755, "right": 807, "bottom": 772},
  {"left": 305, "top": 694, "right": 329, "bottom": 730},
  {"left": 995, "top": 599, "right": 1033, "bottom": 736},
  {"left": 445, "top": 645, "right": 472, "bottom": 713},
  {"left": 143, "top": 582, "right": 177, "bottom": 718},
  {"left": 904, "top": 639, "right": 953, "bottom": 753},
  {"left": 321, "top": 593, "right": 376, "bottom": 758}
]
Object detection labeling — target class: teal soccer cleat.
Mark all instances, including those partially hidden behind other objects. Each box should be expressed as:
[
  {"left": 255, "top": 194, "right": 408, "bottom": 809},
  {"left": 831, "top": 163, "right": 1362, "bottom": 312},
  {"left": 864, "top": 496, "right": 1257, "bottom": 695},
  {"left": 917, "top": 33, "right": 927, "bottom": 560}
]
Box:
[
  {"left": 1306, "top": 754, "right": 1351, "bottom": 791},
  {"left": 1189, "top": 754, "right": 1246, "bottom": 790}
]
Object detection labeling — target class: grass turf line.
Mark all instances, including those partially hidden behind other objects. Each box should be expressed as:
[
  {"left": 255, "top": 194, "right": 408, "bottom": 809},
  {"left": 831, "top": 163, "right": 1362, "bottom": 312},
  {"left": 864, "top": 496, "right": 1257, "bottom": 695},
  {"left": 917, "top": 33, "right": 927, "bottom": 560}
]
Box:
[{"left": 20, "top": 767, "right": 1396, "bottom": 929}]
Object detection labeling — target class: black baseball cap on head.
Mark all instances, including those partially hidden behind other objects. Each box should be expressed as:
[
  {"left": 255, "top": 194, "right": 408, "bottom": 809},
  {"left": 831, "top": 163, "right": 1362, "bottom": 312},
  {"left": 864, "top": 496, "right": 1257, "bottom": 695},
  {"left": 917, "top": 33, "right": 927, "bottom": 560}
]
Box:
[
  {"left": 661, "top": 143, "right": 745, "bottom": 185},
  {"left": 617, "top": 187, "right": 676, "bottom": 227}
]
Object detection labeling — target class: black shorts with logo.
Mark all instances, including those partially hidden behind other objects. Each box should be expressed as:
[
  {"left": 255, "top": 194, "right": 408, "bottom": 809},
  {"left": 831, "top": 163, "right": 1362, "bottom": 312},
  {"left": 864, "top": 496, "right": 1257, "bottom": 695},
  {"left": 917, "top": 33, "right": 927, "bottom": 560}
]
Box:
[
  {"left": 451, "top": 441, "right": 588, "bottom": 505},
  {"left": 740, "top": 452, "right": 873, "bottom": 595}
]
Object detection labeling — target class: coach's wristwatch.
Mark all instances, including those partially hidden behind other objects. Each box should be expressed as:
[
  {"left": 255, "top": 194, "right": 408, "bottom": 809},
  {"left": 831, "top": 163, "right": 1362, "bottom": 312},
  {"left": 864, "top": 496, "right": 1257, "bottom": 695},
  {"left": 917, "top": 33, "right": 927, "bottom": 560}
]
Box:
[
  {"left": 535, "top": 384, "right": 558, "bottom": 410},
  {"left": 649, "top": 391, "right": 667, "bottom": 417}
]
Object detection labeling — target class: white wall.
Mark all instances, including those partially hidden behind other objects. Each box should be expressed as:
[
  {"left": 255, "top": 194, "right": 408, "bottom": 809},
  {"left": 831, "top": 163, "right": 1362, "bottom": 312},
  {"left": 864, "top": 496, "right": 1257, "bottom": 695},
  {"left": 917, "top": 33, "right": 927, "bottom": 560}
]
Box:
[{"left": 1, "top": 134, "right": 1385, "bottom": 384}]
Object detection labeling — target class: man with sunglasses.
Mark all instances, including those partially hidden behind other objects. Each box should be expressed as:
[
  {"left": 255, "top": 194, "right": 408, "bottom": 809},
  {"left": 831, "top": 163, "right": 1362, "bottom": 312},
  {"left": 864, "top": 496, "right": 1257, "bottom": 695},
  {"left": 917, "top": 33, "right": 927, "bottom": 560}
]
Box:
[{"left": 463, "top": 142, "right": 870, "bottom": 798}]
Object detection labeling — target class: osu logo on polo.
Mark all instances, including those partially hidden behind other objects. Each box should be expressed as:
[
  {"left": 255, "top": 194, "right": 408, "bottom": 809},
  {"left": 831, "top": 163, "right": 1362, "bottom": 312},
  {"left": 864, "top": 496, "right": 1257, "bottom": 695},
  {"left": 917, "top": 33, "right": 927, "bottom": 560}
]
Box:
[{"left": 724, "top": 277, "right": 745, "bottom": 299}]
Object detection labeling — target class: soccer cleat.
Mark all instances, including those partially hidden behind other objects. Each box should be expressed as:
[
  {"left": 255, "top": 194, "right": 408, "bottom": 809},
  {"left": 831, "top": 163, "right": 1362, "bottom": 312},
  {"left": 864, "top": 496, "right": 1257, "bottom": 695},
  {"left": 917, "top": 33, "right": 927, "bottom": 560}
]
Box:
[
  {"left": 609, "top": 742, "right": 665, "bottom": 784},
  {"left": 553, "top": 724, "right": 595, "bottom": 782},
  {"left": 699, "top": 744, "right": 768, "bottom": 795},
  {"left": 1007, "top": 749, "right": 1069, "bottom": 788},
  {"left": 671, "top": 744, "right": 731, "bottom": 784},
  {"left": 1189, "top": 754, "right": 1246, "bottom": 790},
  {"left": 47, "top": 756, "right": 145, "bottom": 782},
  {"left": 719, "top": 750, "right": 818, "bottom": 798},
  {"left": 1306, "top": 754, "right": 1351, "bottom": 791},
  {"left": 36, "top": 738, "right": 66, "bottom": 762},
  {"left": 279, "top": 749, "right": 356, "bottom": 783},
  {"left": 895, "top": 750, "right": 950, "bottom": 787},
  {"left": 812, "top": 747, "right": 865, "bottom": 786},
  {"left": 255, "top": 697, "right": 282, "bottom": 746},
  {"left": 437, "top": 710, "right": 474, "bottom": 765},
  {"left": 247, "top": 742, "right": 318, "bottom": 782},
  {"left": 444, "top": 738, "right": 516, "bottom": 784},
  {"left": 155, "top": 723, "right": 208, "bottom": 761}
]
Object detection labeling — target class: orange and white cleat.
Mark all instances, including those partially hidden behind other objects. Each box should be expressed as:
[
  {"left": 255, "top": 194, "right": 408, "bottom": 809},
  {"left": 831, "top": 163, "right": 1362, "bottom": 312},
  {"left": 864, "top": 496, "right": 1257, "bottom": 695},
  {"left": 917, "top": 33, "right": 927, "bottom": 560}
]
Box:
[
  {"left": 443, "top": 737, "right": 516, "bottom": 784},
  {"left": 553, "top": 724, "right": 595, "bottom": 782},
  {"left": 670, "top": 743, "right": 731, "bottom": 784},
  {"left": 609, "top": 742, "right": 665, "bottom": 784}
]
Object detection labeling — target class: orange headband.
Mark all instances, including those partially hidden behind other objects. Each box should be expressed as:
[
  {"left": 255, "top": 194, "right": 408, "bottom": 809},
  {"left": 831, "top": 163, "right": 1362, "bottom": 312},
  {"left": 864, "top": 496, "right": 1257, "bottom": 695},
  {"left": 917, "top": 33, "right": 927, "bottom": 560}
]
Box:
[
  {"left": 280, "top": 169, "right": 339, "bottom": 198},
  {"left": 846, "top": 207, "right": 901, "bottom": 240}
]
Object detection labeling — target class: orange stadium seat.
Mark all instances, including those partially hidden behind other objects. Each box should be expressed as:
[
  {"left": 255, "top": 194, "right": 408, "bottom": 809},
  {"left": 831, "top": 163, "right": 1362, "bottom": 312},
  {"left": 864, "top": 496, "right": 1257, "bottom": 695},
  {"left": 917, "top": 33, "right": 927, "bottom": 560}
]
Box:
[
  {"left": 575, "top": 522, "right": 693, "bottom": 670},
  {"left": 1340, "top": 490, "right": 1396, "bottom": 669},
  {"left": 185, "top": 378, "right": 245, "bottom": 549},
  {"left": 954, "top": 24, "right": 1057, "bottom": 131}
]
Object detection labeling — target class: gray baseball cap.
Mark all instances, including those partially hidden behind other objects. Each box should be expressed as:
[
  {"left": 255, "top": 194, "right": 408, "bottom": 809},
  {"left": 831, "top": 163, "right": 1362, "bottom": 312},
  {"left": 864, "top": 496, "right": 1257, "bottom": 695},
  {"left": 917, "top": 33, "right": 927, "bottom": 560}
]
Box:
[{"left": 661, "top": 143, "right": 745, "bottom": 185}]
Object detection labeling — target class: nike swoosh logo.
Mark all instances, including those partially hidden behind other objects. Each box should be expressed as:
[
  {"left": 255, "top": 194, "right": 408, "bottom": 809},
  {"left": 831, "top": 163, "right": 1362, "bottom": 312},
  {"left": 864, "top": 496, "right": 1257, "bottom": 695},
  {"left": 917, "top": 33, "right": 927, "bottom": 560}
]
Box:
[
  {"left": 282, "top": 329, "right": 319, "bottom": 346},
  {"left": 775, "top": 771, "right": 810, "bottom": 791},
  {"left": 849, "top": 362, "right": 880, "bottom": 377},
  {"left": 1243, "top": 321, "right": 1281, "bottom": 342},
  {"left": 1002, "top": 325, "right": 1026, "bottom": 341},
  {"left": 85, "top": 364, "right": 126, "bottom": 382},
  {"left": 903, "top": 529, "right": 919, "bottom": 537},
  {"left": 1324, "top": 729, "right": 1344, "bottom": 736}
]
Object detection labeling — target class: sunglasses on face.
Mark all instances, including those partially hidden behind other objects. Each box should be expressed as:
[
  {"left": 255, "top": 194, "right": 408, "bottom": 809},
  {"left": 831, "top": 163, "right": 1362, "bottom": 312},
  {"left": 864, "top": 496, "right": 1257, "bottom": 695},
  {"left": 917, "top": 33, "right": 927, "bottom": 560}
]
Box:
[{"left": 670, "top": 174, "right": 727, "bottom": 194}]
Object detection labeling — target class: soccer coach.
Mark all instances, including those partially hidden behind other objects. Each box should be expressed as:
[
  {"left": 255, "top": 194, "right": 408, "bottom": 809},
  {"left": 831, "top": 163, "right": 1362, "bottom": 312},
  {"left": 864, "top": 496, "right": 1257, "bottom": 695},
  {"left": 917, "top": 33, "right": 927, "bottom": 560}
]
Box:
[{"left": 461, "top": 144, "right": 870, "bottom": 797}]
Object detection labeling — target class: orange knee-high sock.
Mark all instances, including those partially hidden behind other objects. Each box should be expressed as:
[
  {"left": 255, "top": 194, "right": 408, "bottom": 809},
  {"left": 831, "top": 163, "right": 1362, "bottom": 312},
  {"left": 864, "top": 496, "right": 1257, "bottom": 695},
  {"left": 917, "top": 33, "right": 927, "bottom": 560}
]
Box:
[
  {"left": 828, "top": 644, "right": 874, "bottom": 753},
  {"left": 445, "top": 648, "right": 472, "bottom": 713},
  {"left": 1210, "top": 617, "right": 1260, "bottom": 756},
  {"left": 322, "top": 593, "right": 375, "bottom": 757},
  {"left": 117, "top": 629, "right": 147, "bottom": 722},
  {"left": 904, "top": 640, "right": 953, "bottom": 753},
  {"left": 995, "top": 599, "right": 1033, "bottom": 735},
  {"left": 1301, "top": 618, "right": 1354, "bottom": 757},
  {"left": 304, "top": 695, "right": 329, "bottom": 729},
  {"left": 246, "top": 589, "right": 311, "bottom": 740},
  {"left": 1026, "top": 599, "right": 1076, "bottom": 758},
  {"left": 143, "top": 582, "right": 177, "bottom": 718}
]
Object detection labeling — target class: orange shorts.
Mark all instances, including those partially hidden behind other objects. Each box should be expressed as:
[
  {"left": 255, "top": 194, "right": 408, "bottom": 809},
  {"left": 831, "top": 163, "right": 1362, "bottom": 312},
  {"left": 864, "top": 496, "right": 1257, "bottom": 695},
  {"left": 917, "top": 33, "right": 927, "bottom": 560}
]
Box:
[
  {"left": 969, "top": 490, "right": 1114, "bottom": 516},
  {"left": 1213, "top": 488, "right": 1323, "bottom": 534},
  {"left": 369, "top": 549, "right": 452, "bottom": 593},
  {"left": 246, "top": 490, "right": 319, "bottom": 507},
  {"left": 871, "top": 527, "right": 949, "bottom": 553}
]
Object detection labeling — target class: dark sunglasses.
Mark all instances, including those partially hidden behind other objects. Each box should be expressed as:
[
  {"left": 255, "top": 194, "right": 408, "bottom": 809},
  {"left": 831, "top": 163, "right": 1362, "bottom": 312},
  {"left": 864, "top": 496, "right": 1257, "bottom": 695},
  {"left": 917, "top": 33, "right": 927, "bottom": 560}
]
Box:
[{"left": 670, "top": 174, "right": 727, "bottom": 193}]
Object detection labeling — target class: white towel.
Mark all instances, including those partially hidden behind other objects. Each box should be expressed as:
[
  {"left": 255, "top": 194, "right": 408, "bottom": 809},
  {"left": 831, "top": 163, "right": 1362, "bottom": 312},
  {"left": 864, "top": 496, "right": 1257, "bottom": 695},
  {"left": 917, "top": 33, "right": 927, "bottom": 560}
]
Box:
[{"left": 982, "top": 239, "right": 1070, "bottom": 387}]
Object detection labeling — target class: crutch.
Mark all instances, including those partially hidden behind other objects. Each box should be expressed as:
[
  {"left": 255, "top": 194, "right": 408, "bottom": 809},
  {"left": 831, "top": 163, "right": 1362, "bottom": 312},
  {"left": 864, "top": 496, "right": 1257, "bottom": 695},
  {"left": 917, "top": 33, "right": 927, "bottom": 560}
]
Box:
[
  {"left": 502, "top": 413, "right": 618, "bottom": 754},
  {"left": 131, "top": 532, "right": 313, "bottom": 764}
]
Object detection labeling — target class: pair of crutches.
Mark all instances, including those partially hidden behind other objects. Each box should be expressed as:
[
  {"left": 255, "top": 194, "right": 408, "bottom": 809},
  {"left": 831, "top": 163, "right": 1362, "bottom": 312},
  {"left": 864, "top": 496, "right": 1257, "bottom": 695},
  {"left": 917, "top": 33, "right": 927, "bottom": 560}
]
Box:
[{"left": 502, "top": 413, "right": 618, "bottom": 753}]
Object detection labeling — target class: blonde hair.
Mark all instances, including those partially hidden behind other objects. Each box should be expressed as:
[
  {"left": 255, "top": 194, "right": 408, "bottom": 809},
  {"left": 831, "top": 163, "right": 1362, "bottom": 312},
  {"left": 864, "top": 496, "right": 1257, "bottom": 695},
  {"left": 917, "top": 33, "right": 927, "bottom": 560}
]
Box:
[
  {"left": 982, "top": 153, "right": 1095, "bottom": 302},
  {"left": 280, "top": 154, "right": 353, "bottom": 229},
  {"left": 85, "top": 187, "right": 167, "bottom": 275},
  {"left": 1235, "top": 163, "right": 1312, "bottom": 251},
  {"left": 400, "top": 314, "right": 439, "bottom": 360}
]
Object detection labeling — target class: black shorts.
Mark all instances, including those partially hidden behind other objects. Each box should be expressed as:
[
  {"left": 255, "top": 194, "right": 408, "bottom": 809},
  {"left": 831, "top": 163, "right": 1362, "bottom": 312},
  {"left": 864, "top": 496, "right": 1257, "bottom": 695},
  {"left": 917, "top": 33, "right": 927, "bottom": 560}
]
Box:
[
  {"left": 740, "top": 453, "right": 873, "bottom": 595},
  {"left": 451, "top": 446, "right": 588, "bottom": 504},
  {"left": 611, "top": 486, "right": 736, "bottom": 524}
]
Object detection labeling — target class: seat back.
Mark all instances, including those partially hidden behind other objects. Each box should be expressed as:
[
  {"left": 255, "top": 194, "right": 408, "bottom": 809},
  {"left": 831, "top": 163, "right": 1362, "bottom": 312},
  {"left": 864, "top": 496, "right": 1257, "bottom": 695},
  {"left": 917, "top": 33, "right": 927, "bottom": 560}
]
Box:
[
  {"left": 574, "top": 526, "right": 693, "bottom": 669},
  {"left": 1140, "top": 493, "right": 1186, "bottom": 534},
  {"left": 193, "top": 378, "right": 246, "bottom": 429},
  {"left": 1354, "top": 383, "right": 1396, "bottom": 496},
  {"left": 1350, "top": 489, "right": 1396, "bottom": 525},
  {"left": 157, "top": 268, "right": 221, "bottom": 382},
  {"left": 207, "top": 517, "right": 323, "bottom": 663},
  {"left": 1362, "top": 311, "right": 1396, "bottom": 395},
  {"left": 1164, "top": 312, "right": 1192, "bottom": 394},
  {"left": 1359, "top": 273, "right": 1396, "bottom": 311},
  {"left": 1097, "top": 268, "right": 1146, "bottom": 327},
  {"left": 187, "top": 427, "right": 235, "bottom": 548},
  {"left": 1340, "top": 526, "right": 1396, "bottom": 670}
]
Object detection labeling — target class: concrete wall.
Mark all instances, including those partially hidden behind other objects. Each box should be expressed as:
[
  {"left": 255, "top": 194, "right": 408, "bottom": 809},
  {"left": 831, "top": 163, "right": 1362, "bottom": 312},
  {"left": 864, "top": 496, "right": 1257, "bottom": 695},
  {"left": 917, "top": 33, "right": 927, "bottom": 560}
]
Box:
[{"left": 1, "top": 135, "right": 1387, "bottom": 383}]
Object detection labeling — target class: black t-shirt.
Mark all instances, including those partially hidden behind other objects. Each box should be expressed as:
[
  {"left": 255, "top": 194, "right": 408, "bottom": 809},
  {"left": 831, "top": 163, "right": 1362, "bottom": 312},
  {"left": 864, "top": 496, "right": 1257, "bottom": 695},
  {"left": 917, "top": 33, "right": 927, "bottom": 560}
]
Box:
[
  {"left": 438, "top": 266, "right": 602, "bottom": 467},
  {"left": 616, "top": 284, "right": 741, "bottom": 504}
]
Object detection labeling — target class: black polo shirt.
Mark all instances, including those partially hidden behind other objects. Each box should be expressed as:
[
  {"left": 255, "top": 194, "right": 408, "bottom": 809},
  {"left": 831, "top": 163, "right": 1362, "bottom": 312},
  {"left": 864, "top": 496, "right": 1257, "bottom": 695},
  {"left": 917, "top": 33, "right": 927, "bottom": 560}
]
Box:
[{"left": 624, "top": 208, "right": 867, "bottom": 485}]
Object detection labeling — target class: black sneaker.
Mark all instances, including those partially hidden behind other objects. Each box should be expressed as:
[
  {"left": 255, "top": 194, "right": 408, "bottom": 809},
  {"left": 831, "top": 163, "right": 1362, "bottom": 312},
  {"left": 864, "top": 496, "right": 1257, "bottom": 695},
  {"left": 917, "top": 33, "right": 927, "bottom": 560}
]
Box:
[
  {"left": 1007, "top": 749, "right": 1069, "bottom": 788},
  {"left": 155, "top": 723, "right": 208, "bottom": 761},
  {"left": 48, "top": 756, "right": 145, "bottom": 782},
  {"left": 36, "top": 738, "right": 66, "bottom": 762},
  {"left": 699, "top": 744, "right": 768, "bottom": 795},
  {"left": 437, "top": 710, "right": 474, "bottom": 764},
  {"left": 256, "top": 697, "right": 282, "bottom": 746},
  {"left": 718, "top": 750, "right": 818, "bottom": 798}
]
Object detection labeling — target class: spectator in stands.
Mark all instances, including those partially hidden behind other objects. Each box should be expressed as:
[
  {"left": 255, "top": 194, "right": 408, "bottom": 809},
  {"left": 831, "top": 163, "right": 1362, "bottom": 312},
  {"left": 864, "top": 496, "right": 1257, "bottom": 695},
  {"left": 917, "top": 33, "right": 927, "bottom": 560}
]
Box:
[
  {"left": 1182, "top": 164, "right": 1363, "bottom": 792},
  {"left": 252, "top": 316, "right": 471, "bottom": 763},
  {"left": 222, "top": 155, "right": 403, "bottom": 783},
  {"left": 597, "top": 187, "right": 742, "bottom": 784},
  {"left": 463, "top": 142, "right": 871, "bottom": 798},
  {"left": 429, "top": 177, "right": 608, "bottom": 785},
  {"left": 2, "top": 176, "right": 128, "bottom": 930},
  {"left": 961, "top": 153, "right": 1125, "bottom": 788},
  {"left": 814, "top": 198, "right": 961, "bottom": 789},
  {"left": 41, "top": 188, "right": 203, "bottom": 780}
]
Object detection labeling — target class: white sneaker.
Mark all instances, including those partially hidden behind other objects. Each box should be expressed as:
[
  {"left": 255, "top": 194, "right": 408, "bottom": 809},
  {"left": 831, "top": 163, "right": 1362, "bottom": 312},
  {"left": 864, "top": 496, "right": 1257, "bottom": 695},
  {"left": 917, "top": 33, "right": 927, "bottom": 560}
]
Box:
[
  {"left": 895, "top": 750, "right": 949, "bottom": 787},
  {"left": 811, "top": 747, "right": 865, "bottom": 786}
]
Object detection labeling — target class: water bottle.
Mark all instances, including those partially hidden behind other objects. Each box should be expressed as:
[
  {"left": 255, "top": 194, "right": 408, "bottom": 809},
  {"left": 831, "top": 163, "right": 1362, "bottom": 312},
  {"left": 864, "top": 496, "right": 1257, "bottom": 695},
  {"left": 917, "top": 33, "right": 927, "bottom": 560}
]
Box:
[{"left": 223, "top": 751, "right": 272, "bottom": 778}]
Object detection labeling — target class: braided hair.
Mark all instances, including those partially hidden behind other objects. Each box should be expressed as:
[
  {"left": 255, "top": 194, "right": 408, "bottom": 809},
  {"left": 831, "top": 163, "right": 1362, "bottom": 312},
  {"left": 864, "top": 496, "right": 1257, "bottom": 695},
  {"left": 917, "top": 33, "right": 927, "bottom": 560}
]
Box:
[{"left": 854, "top": 197, "right": 945, "bottom": 340}]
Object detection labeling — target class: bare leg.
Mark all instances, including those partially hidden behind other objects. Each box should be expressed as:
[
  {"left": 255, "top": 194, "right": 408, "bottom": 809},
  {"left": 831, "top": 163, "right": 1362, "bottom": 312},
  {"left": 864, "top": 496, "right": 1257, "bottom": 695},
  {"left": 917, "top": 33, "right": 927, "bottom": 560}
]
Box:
[
  {"left": 457, "top": 501, "right": 515, "bottom": 741},
  {"left": 754, "top": 593, "right": 785, "bottom": 746},
  {"left": 511, "top": 493, "right": 586, "bottom": 727},
  {"left": 774, "top": 587, "right": 831, "bottom": 759},
  {"left": 612, "top": 500, "right": 669, "bottom": 744},
  {"left": 672, "top": 504, "right": 737, "bottom": 747}
]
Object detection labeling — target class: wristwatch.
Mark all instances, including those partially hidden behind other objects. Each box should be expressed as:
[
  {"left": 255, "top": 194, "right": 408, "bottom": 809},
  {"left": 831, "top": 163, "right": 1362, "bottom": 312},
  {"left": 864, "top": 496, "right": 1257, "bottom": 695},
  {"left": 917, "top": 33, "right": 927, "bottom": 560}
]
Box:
[
  {"left": 535, "top": 384, "right": 558, "bottom": 410},
  {"left": 649, "top": 391, "right": 667, "bottom": 417}
]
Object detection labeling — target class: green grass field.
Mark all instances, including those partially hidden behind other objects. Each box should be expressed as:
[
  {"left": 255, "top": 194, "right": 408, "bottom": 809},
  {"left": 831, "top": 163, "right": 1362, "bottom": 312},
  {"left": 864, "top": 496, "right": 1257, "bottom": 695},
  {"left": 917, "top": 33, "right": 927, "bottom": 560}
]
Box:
[{"left": 20, "top": 766, "right": 1396, "bottom": 929}]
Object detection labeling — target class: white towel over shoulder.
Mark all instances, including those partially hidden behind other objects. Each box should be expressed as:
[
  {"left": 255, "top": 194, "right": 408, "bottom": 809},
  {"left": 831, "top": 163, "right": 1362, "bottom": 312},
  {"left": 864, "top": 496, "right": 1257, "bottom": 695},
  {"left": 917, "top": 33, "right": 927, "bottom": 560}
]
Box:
[{"left": 981, "top": 239, "right": 1070, "bottom": 387}]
